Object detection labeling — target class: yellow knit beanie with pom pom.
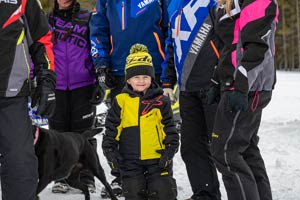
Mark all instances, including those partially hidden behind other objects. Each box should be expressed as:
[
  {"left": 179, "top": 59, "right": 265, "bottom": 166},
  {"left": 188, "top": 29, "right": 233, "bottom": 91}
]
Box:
[{"left": 125, "top": 43, "right": 154, "bottom": 80}]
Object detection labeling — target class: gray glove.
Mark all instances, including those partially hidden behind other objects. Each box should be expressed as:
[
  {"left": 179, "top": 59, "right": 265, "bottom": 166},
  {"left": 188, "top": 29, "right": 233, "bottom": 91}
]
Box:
[{"left": 163, "top": 88, "right": 176, "bottom": 104}]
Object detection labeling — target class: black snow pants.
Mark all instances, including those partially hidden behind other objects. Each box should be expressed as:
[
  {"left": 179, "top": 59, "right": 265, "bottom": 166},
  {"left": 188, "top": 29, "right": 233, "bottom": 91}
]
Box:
[
  {"left": 0, "top": 97, "right": 38, "bottom": 200},
  {"left": 211, "top": 91, "right": 273, "bottom": 200},
  {"left": 48, "top": 84, "right": 95, "bottom": 185},
  {"left": 179, "top": 90, "right": 221, "bottom": 199},
  {"left": 121, "top": 159, "right": 177, "bottom": 200}
]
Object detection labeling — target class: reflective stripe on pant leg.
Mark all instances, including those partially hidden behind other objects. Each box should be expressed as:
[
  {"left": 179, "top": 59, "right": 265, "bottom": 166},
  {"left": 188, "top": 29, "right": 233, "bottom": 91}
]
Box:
[{"left": 212, "top": 92, "right": 261, "bottom": 200}]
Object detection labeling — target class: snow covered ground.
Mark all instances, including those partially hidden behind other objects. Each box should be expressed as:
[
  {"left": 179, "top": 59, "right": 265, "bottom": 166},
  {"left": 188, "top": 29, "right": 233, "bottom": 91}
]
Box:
[{"left": 1, "top": 70, "right": 300, "bottom": 200}]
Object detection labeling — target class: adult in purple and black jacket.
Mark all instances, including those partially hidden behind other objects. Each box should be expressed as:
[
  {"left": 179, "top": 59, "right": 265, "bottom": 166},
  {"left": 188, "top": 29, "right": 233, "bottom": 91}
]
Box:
[
  {"left": 47, "top": 0, "right": 100, "bottom": 194},
  {"left": 208, "top": 0, "right": 279, "bottom": 200}
]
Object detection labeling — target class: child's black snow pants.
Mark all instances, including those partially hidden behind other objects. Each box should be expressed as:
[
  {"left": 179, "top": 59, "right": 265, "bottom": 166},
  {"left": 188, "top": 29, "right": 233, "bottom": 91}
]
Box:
[{"left": 121, "top": 159, "right": 177, "bottom": 200}]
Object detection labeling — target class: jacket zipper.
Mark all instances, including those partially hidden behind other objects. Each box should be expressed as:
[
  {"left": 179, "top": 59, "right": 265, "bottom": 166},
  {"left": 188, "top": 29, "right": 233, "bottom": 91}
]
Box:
[
  {"left": 109, "top": 35, "right": 114, "bottom": 55},
  {"left": 138, "top": 98, "right": 141, "bottom": 159},
  {"left": 156, "top": 125, "right": 163, "bottom": 149},
  {"left": 176, "top": 8, "right": 183, "bottom": 37},
  {"left": 210, "top": 40, "right": 220, "bottom": 59},
  {"left": 153, "top": 32, "right": 165, "bottom": 60},
  {"left": 122, "top": 1, "right": 125, "bottom": 30},
  {"left": 19, "top": 30, "right": 30, "bottom": 80},
  {"left": 66, "top": 36, "right": 69, "bottom": 89},
  {"left": 21, "top": 45, "right": 30, "bottom": 80}
]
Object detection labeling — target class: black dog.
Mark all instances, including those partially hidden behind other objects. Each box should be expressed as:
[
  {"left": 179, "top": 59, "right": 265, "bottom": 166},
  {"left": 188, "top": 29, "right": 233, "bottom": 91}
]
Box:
[{"left": 33, "top": 126, "right": 117, "bottom": 200}]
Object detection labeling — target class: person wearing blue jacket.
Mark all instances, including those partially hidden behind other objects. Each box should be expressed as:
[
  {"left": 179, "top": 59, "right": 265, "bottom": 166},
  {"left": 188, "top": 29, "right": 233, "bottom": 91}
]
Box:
[
  {"left": 89, "top": 0, "right": 171, "bottom": 197},
  {"left": 161, "top": 0, "right": 222, "bottom": 199},
  {"left": 89, "top": 0, "right": 170, "bottom": 99}
]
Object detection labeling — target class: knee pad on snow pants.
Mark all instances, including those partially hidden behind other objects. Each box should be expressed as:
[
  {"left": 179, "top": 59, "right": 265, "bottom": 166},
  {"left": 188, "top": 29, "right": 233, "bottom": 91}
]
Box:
[
  {"left": 123, "top": 176, "right": 147, "bottom": 200},
  {"left": 147, "top": 176, "right": 177, "bottom": 200}
]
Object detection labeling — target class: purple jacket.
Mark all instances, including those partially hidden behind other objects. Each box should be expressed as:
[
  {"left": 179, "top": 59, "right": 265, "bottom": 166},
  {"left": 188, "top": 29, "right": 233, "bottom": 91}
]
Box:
[{"left": 48, "top": 6, "right": 95, "bottom": 90}]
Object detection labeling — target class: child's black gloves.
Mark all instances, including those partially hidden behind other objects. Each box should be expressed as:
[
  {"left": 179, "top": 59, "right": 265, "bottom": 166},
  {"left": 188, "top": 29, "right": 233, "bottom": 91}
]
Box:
[
  {"left": 104, "top": 148, "right": 121, "bottom": 171},
  {"left": 156, "top": 148, "right": 175, "bottom": 169}
]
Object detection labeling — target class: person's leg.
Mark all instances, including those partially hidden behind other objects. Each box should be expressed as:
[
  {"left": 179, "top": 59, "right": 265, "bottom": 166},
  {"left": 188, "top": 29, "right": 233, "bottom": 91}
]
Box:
[
  {"left": 146, "top": 160, "right": 177, "bottom": 200},
  {"left": 48, "top": 89, "right": 70, "bottom": 131},
  {"left": 0, "top": 97, "right": 38, "bottom": 200},
  {"left": 48, "top": 90, "right": 71, "bottom": 193},
  {"left": 70, "top": 85, "right": 95, "bottom": 132},
  {"left": 69, "top": 85, "right": 96, "bottom": 190},
  {"left": 200, "top": 89, "right": 221, "bottom": 199},
  {"left": 243, "top": 134, "right": 272, "bottom": 200},
  {"left": 211, "top": 91, "right": 272, "bottom": 200},
  {"left": 102, "top": 77, "right": 125, "bottom": 195},
  {"left": 243, "top": 91, "right": 272, "bottom": 200},
  {"left": 180, "top": 91, "right": 219, "bottom": 199},
  {"left": 121, "top": 160, "right": 147, "bottom": 200}
]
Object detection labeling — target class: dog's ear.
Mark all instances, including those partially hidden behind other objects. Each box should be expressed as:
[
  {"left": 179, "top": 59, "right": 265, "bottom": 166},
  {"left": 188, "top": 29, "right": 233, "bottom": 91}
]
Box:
[{"left": 82, "top": 127, "right": 103, "bottom": 139}]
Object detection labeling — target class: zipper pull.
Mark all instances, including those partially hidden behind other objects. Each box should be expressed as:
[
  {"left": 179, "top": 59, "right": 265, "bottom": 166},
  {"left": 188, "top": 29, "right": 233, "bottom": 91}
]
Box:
[
  {"left": 176, "top": 8, "right": 183, "bottom": 37},
  {"left": 122, "top": 1, "right": 125, "bottom": 30}
]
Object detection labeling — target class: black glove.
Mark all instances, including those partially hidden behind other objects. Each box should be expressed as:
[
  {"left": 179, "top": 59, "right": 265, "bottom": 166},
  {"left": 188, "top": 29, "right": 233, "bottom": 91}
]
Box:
[
  {"left": 228, "top": 90, "right": 248, "bottom": 111},
  {"left": 31, "top": 69, "right": 56, "bottom": 118},
  {"left": 207, "top": 86, "right": 220, "bottom": 105},
  {"left": 89, "top": 82, "right": 105, "bottom": 105},
  {"left": 95, "top": 65, "right": 117, "bottom": 89},
  {"left": 104, "top": 148, "right": 122, "bottom": 171},
  {"left": 156, "top": 148, "right": 175, "bottom": 169}
]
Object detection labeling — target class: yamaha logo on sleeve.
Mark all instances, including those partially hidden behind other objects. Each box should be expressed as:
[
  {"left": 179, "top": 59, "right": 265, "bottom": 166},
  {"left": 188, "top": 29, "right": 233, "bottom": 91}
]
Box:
[{"left": 0, "top": 0, "right": 18, "bottom": 4}]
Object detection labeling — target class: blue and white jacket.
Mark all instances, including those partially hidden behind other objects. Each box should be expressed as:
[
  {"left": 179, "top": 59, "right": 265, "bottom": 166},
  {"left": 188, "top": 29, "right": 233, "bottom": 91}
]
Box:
[
  {"left": 161, "top": 0, "right": 221, "bottom": 91},
  {"left": 89, "top": 0, "right": 170, "bottom": 76}
]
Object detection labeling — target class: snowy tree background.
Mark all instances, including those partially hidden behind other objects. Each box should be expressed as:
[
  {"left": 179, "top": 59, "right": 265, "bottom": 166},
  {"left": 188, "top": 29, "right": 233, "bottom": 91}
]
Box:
[{"left": 0, "top": 71, "right": 299, "bottom": 200}]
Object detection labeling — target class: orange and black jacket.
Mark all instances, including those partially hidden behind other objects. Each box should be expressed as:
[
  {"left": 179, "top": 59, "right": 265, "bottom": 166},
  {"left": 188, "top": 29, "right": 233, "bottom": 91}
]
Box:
[
  {"left": 0, "top": 0, "right": 54, "bottom": 97},
  {"left": 103, "top": 82, "right": 179, "bottom": 160}
]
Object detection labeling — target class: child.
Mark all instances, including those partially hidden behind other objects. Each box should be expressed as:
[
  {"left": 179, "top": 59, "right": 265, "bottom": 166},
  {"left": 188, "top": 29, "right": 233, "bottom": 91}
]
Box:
[{"left": 102, "top": 44, "right": 179, "bottom": 200}]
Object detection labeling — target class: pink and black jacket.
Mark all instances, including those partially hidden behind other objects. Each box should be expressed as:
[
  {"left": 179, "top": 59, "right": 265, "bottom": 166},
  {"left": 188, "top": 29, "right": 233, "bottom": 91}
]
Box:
[{"left": 214, "top": 0, "right": 279, "bottom": 94}]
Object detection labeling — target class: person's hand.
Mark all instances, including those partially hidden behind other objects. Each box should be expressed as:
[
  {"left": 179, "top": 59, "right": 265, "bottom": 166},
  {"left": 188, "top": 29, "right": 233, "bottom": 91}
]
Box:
[
  {"left": 95, "top": 65, "right": 117, "bottom": 89},
  {"left": 104, "top": 148, "right": 121, "bottom": 171},
  {"left": 163, "top": 88, "right": 176, "bottom": 104},
  {"left": 31, "top": 69, "right": 56, "bottom": 118},
  {"left": 89, "top": 82, "right": 105, "bottom": 106},
  {"left": 207, "top": 86, "right": 220, "bottom": 105},
  {"left": 156, "top": 148, "right": 175, "bottom": 169},
  {"left": 228, "top": 90, "right": 248, "bottom": 111}
]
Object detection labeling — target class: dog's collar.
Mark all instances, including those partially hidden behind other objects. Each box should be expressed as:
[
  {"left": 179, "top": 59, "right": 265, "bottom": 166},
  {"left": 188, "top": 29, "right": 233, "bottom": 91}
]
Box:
[{"left": 34, "top": 127, "right": 40, "bottom": 145}]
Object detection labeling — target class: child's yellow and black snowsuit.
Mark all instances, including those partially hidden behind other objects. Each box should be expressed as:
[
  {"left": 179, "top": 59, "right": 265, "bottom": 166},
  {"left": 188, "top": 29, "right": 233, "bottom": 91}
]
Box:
[{"left": 103, "top": 82, "right": 179, "bottom": 200}]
